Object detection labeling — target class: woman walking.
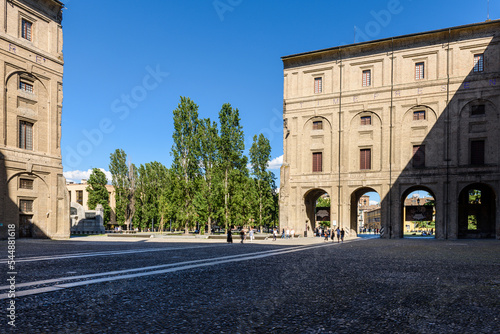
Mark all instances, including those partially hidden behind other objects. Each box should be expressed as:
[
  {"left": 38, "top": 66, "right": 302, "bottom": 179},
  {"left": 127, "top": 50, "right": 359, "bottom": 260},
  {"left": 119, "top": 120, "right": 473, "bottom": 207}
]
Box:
[
  {"left": 227, "top": 228, "right": 233, "bottom": 243},
  {"left": 341, "top": 228, "right": 345, "bottom": 243}
]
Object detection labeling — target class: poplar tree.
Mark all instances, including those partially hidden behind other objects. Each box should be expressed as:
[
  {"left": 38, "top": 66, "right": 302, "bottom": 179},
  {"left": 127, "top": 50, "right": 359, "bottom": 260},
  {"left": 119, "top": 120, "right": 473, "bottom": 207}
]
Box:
[
  {"left": 194, "top": 118, "right": 222, "bottom": 234},
  {"left": 218, "top": 103, "right": 245, "bottom": 230},
  {"left": 249, "top": 134, "right": 275, "bottom": 228},
  {"left": 171, "top": 97, "right": 200, "bottom": 234},
  {"left": 86, "top": 168, "right": 111, "bottom": 224},
  {"left": 109, "top": 149, "right": 136, "bottom": 229}
]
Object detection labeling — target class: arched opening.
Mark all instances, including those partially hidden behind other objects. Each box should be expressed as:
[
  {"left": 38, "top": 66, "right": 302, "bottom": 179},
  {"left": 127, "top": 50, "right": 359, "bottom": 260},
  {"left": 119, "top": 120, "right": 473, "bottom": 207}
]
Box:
[
  {"left": 350, "top": 187, "right": 381, "bottom": 237},
  {"left": 304, "top": 188, "right": 330, "bottom": 236},
  {"left": 401, "top": 187, "right": 436, "bottom": 238},
  {"left": 458, "top": 183, "right": 496, "bottom": 239}
]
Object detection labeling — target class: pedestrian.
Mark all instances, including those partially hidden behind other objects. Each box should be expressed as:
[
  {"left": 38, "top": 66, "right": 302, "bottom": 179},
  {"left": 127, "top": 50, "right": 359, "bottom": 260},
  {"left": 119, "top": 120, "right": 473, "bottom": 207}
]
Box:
[
  {"left": 240, "top": 230, "right": 245, "bottom": 243},
  {"left": 227, "top": 228, "right": 233, "bottom": 243},
  {"left": 324, "top": 229, "right": 329, "bottom": 241},
  {"left": 273, "top": 228, "right": 277, "bottom": 241},
  {"left": 249, "top": 229, "right": 254, "bottom": 242},
  {"left": 281, "top": 228, "right": 285, "bottom": 239},
  {"left": 336, "top": 227, "right": 341, "bottom": 243},
  {"left": 286, "top": 228, "right": 290, "bottom": 239},
  {"left": 341, "top": 228, "right": 345, "bottom": 242}
]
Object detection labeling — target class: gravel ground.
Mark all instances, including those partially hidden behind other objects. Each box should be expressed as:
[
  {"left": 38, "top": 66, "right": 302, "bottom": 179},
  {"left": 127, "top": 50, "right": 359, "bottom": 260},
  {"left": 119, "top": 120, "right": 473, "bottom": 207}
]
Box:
[{"left": 1, "top": 237, "right": 499, "bottom": 333}]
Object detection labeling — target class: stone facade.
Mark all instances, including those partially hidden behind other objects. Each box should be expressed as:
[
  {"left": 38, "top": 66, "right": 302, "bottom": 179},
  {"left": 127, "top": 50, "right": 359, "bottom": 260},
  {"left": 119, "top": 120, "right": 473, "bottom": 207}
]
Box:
[
  {"left": 66, "top": 180, "right": 116, "bottom": 222},
  {"left": 0, "top": 0, "right": 68, "bottom": 239},
  {"left": 280, "top": 20, "right": 500, "bottom": 239}
]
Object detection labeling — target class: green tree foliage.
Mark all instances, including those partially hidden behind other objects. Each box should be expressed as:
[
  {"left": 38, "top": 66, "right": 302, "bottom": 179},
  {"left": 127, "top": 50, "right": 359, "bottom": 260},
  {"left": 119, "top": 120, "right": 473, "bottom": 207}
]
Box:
[
  {"left": 171, "top": 97, "right": 200, "bottom": 234},
  {"left": 249, "top": 134, "right": 276, "bottom": 228},
  {"left": 109, "top": 149, "right": 136, "bottom": 229},
  {"left": 86, "top": 168, "right": 111, "bottom": 224},
  {"left": 134, "top": 162, "right": 170, "bottom": 231},
  {"left": 193, "top": 118, "right": 223, "bottom": 234},
  {"left": 218, "top": 103, "right": 246, "bottom": 230},
  {"left": 316, "top": 197, "right": 331, "bottom": 208}
]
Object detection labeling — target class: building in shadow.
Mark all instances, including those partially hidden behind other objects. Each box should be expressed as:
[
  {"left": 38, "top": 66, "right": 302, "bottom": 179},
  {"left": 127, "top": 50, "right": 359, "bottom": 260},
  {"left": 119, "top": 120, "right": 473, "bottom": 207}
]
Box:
[
  {"left": 0, "top": 0, "right": 69, "bottom": 239},
  {"left": 280, "top": 20, "right": 499, "bottom": 239}
]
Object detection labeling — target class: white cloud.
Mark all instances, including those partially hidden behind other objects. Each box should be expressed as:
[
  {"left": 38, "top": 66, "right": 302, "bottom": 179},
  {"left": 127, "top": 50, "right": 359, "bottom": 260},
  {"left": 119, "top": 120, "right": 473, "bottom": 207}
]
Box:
[
  {"left": 64, "top": 168, "right": 112, "bottom": 183},
  {"left": 267, "top": 155, "right": 283, "bottom": 170},
  {"left": 369, "top": 200, "right": 379, "bottom": 205}
]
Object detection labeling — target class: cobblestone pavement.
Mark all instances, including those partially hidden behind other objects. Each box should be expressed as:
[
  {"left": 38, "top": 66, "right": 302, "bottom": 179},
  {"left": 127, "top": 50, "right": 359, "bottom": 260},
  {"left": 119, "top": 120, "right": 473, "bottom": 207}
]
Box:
[{"left": 1, "top": 236, "right": 499, "bottom": 333}]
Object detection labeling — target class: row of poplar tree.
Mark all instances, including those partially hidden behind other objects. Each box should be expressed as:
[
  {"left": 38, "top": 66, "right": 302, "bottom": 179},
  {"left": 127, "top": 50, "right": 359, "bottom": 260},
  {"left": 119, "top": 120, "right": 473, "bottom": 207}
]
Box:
[{"left": 85, "top": 97, "right": 278, "bottom": 233}]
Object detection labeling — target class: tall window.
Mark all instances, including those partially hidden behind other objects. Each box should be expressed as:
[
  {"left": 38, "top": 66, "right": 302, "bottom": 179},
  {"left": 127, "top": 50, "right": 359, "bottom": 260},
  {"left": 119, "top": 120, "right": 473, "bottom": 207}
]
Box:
[
  {"left": 473, "top": 54, "right": 484, "bottom": 72},
  {"left": 20, "top": 199, "right": 33, "bottom": 212},
  {"left": 19, "top": 81, "right": 33, "bottom": 93},
  {"left": 362, "top": 70, "right": 371, "bottom": 87},
  {"left": 314, "top": 77, "right": 322, "bottom": 94},
  {"left": 413, "top": 110, "right": 426, "bottom": 120},
  {"left": 76, "top": 190, "right": 84, "bottom": 206},
  {"left": 360, "top": 149, "right": 371, "bottom": 170},
  {"left": 312, "top": 121, "right": 323, "bottom": 130},
  {"left": 21, "top": 19, "right": 32, "bottom": 41},
  {"left": 360, "top": 116, "right": 372, "bottom": 125},
  {"left": 470, "top": 140, "right": 485, "bottom": 165},
  {"left": 412, "top": 145, "right": 425, "bottom": 168},
  {"left": 415, "top": 62, "right": 424, "bottom": 80},
  {"left": 19, "top": 120, "right": 33, "bottom": 150},
  {"left": 312, "top": 152, "right": 322, "bottom": 172}
]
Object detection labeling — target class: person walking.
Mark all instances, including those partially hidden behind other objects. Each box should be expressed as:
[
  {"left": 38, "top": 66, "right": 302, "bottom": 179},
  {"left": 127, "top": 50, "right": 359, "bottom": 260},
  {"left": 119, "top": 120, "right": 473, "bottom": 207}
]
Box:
[
  {"left": 227, "top": 228, "right": 233, "bottom": 243},
  {"left": 249, "top": 229, "right": 254, "bottom": 242},
  {"left": 341, "top": 228, "right": 345, "bottom": 243},
  {"left": 273, "top": 228, "right": 277, "bottom": 241},
  {"left": 291, "top": 229, "right": 295, "bottom": 239},
  {"left": 286, "top": 228, "right": 290, "bottom": 239},
  {"left": 281, "top": 228, "right": 285, "bottom": 239},
  {"left": 336, "top": 227, "right": 341, "bottom": 243},
  {"left": 324, "top": 229, "right": 329, "bottom": 241},
  {"left": 240, "top": 230, "right": 245, "bottom": 243}
]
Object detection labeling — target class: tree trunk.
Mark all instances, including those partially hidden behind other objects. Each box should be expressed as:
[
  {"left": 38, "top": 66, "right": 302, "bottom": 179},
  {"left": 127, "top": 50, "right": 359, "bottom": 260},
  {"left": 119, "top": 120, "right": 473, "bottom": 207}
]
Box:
[{"left": 207, "top": 216, "right": 212, "bottom": 235}]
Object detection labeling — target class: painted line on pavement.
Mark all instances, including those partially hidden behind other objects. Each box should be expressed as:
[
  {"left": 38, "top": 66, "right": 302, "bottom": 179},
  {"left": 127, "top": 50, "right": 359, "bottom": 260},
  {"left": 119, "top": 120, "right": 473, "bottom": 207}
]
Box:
[
  {"left": 0, "top": 244, "right": 227, "bottom": 264},
  {"left": 0, "top": 240, "right": 360, "bottom": 299}
]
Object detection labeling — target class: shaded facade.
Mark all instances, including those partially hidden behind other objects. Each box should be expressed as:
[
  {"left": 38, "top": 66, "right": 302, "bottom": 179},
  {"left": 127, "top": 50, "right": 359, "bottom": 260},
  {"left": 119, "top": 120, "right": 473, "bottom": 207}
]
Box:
[
  {"left": 280, "top": 20, "right": 500, "bottom": 239},
  {"left": 0, "top": 0, "right": 68, "bottom": 239}
]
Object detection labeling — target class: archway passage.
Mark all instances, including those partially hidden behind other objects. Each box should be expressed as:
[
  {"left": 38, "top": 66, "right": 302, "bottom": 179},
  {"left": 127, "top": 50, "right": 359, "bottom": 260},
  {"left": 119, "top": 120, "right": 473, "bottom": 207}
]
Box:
[
  {"left": 401, "top": 187, "right": 436, "bottom": 238},
  {"left": 458, "top": 183, "right": 496, "bottom": 239},
  {"left": 350, "top": 188, "right": 381, "bottom": 236},
  {"left": 304, "top": 189, "right": 329, "bottom": 235}
]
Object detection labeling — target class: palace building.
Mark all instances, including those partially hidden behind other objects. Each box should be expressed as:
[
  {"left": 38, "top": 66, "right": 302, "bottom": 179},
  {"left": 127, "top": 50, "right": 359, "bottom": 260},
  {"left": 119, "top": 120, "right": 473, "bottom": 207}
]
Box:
[
  {"left": 0, "top": 0, "right": 68, "bottom": 239},
  {"left": 280, "top": 20, "right": 500, "bottom": 239}
]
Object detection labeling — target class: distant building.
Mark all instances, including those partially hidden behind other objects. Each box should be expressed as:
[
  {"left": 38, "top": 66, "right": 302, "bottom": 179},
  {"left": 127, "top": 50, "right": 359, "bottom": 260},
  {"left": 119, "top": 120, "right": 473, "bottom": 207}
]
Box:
[
  {"left": 0, "top": 0, "right": 68, "bottom": 239},
  {"left": 66, "top": 180, "right": 116, "bottom": 223},
  {"left": 364, "top": 208, "right": 381, "bottom": 231}
]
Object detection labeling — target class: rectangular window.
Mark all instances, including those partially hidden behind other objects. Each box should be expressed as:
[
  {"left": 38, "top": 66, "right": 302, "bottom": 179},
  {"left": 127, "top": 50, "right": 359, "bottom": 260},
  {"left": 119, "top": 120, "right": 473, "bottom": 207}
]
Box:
[
  {"left": 19, "top": 81, "right": 33, "bottom": 93},
  {"left": 471, "top": 104, "right": 485, "bottom": 116},
  {"left": 412, "top": 145, "right": 425, "bottom": 168},
  {"left": 473, "top": 54, "right": 484, "bottom": 72},
  {"left": 360, "top": 149, "right": 371, "bottom": 170},
  {"left": 314, "top": 77, "right": 322, "bottom": 94},
  {"left": 470, "top": 140, "right": 485, "bottom": 165},
  {"left": 312, "top": 152, "right": 322, "bottom": 172},
  {"left": 312, "top": 121, "right": 323, "bottom": 130},
  {"left": 19, "top": 120, "right": 33, "bottom": 150},
  {"left": 415, "top": 62, "right": 424, "bottom": 80},
  {"left": 20, "top": 199, "right": 33, "bottom": 212},
  {"left": 20, "top": 178, "right": 34, "bottom": 190},
  {"left": 413, "top": 110, "right": 426, "bottom": 121},
  {"left": 76, "top": 190, "right": 83, "bottom": 206},
  {"left": 360, "top": 116, "right": 372, "bottom": 125},
  {"left": 362, "top": 70, "right": 371, "bottom": 87},
  {"left": 21, "top": 19, "right": 32, "bottom": 41}
]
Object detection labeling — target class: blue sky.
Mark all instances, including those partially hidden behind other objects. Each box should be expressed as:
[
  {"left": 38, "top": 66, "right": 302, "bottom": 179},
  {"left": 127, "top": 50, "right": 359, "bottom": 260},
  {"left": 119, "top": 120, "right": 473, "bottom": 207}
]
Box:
[{"left": 61, "top": 0, "right": 499, "bottom": 194}]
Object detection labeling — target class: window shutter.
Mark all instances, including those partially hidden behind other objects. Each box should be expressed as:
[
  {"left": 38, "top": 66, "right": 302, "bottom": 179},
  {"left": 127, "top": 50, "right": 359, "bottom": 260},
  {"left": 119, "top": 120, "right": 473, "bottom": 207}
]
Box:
[
  {"left": 413, "top": 145, "right": 425, "bottom": 168},
  {"left": 471, "top": 140, "right": 485, "bottom": 165},
  {"left": 360, "top": 149, "right": 371, "bottom": 170},
  {"left": 313, "top": 152, "right": 322, "bottom": 172}
]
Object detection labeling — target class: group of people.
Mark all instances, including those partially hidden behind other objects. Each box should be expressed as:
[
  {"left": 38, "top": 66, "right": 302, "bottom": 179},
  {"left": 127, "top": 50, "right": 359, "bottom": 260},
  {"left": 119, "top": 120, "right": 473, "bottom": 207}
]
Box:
[
  {"left": 226, "top": 228, "right": 255, "bottom": 243},
  {"left": 270, "top": 228, "right": 295, "bottom": 241},
  {"left": 316, "top": 227, "right": 345, "bottom": 242}
]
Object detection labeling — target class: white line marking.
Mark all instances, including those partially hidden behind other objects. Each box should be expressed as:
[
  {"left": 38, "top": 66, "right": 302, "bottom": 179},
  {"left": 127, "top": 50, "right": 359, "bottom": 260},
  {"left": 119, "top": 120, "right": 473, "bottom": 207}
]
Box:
[
  {"left": 0, "top": 244, "right": 226, "bottom": 264},
  {"left": 0, "top": 241, "right": 357, "bottom": 299}
]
